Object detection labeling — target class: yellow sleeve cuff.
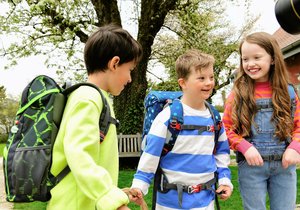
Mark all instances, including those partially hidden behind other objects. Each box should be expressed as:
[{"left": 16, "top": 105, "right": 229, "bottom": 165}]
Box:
[{"left": 96, "top": 186, "right": 129, "bottom": 210}]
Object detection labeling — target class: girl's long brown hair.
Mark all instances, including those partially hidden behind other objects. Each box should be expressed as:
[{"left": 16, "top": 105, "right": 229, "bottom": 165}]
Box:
[{"left": 231, "top": 32, "right": 293, "bottom": 141}]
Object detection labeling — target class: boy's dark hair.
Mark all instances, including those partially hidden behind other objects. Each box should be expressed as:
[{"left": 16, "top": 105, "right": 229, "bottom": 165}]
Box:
[{"left": 84, "top": 24, "right": 143, "bottom": 74}]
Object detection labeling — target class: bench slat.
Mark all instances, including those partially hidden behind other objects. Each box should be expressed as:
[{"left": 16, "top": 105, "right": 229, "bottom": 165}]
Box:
[{"left": 118, "top": 133, "right": 142, "bottom": 157}]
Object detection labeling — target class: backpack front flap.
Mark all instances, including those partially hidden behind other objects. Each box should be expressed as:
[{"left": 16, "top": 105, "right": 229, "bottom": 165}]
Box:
[{"left": 3, "top": 75, "right": 61, "bottom": 202}]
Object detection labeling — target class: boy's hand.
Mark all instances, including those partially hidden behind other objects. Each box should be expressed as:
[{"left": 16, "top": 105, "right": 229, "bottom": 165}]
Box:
[
  {"left": 282, "top": 148, "right": 300, "bottom": 169},
  {"left": 216, "top": 185, "right": 232, "bottom": 200},
  {"left": 128, "top": 188, "right": 143, "bottom": 205},
  {"left": 122, "top": 188, "right": 148, "bottom": 209},
  {"left": 244, "top": 146, "right": 263, "bottom": 166}
]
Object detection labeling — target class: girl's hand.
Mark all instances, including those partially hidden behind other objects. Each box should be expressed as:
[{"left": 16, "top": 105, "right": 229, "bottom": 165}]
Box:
[
  {"left": 244, "top": 146, "right": 263, "bottom": 166},
  {"left": 282, "top": 148, "right": 300, "bottom": 169},
  {"left": 216, "top": 185, "right": 232, "bottom": 200}
]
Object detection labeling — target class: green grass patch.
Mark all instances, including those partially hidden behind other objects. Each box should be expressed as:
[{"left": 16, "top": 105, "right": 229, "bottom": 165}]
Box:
[
  {"left": 12, "top": 202, "right": 47, "bottom": 210},
  {"left": 11, "top": 167, "right": 300, "bottom": 210}
]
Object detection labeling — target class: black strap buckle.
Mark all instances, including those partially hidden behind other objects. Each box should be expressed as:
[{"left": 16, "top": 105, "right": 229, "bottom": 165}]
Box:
[{"left": 262, "top": 154, "right": 282, "bottom": 161}]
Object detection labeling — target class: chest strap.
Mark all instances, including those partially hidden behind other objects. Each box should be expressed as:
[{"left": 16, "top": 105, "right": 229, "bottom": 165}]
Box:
[{"left": 171, "top": 124, "right": 216, "bottom": 134}]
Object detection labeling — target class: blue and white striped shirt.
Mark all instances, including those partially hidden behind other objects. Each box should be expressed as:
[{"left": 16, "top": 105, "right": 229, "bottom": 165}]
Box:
[{"left": 132, "top": 102, "right": 232, "bottom": 209}]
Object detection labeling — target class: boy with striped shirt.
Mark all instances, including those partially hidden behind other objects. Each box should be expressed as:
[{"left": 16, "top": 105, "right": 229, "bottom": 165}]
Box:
[{"left": 131, "top": 49, "right": 233, "bottom": 209}]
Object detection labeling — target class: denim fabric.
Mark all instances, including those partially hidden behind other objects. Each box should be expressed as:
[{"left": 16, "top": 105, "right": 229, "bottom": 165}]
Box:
[
  {"left": 239, "top": 98, "right": 297, "bottom": 210},
  {"left": 238, "top": 161, "right": 296, "bottom": 210},
  {"left": 248, "top": 98, "right": 287, "bottom": 156}
]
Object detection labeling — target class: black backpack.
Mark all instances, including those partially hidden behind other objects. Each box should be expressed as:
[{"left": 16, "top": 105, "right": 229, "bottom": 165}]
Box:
[{"left": 2, "top": 75, "right": 117, "bottom": 202}]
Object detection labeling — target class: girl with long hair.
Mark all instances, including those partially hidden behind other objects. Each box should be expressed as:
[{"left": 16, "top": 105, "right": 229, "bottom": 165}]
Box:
[{"left": 223, "top": 32, "right": 300, "bottom": 210}]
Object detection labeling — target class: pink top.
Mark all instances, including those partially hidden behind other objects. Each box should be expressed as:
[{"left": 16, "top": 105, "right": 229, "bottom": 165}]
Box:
[{"left": 223, "top": 81, "right": 300, "bottom": 154}]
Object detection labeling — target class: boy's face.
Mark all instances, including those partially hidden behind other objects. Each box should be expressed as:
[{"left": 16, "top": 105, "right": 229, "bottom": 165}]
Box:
[
  {"left": 180, "top": 65, "right": 215, "bottom": 102},
  {"left": 110, "top": 60, "right": 136, "bottom": 96}
]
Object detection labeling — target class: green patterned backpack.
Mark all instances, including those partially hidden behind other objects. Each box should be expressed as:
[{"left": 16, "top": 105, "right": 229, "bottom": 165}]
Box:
[{"left": 2, "top": 75, "right": 117, "bottom": 202}]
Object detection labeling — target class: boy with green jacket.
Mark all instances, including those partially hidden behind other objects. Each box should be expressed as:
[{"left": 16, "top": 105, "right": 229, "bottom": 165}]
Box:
[{"left": 47, "top": 24, "right": 143, "bottom": 210}]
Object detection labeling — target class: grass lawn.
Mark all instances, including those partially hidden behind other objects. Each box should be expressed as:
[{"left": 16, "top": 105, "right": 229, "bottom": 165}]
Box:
[
  {"left": 7, "top": 166, "right": 300, "bottom": 210},
  {"left": 0, "top": 144, "right": 298, "bottom": 210}
]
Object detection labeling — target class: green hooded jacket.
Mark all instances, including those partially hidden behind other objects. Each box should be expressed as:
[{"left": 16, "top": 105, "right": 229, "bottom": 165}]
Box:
[{"left": 47, "top": 86, "right": 129, "bottom": 210}]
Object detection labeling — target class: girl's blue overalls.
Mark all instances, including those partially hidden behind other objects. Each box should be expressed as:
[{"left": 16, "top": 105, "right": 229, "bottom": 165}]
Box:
[{"left": 238, "top": 98, "right": 297, "bottom": 210}]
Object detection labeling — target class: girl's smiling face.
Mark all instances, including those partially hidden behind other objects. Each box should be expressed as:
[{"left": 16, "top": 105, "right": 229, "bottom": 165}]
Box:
[{"left": 241, "top": 41, "right": 274, "bottom": 82}]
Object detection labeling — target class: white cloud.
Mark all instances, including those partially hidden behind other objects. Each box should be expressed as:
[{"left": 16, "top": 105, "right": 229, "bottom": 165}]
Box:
[{"left": 0, "top": 55, "right": 57, "bottom": 98}]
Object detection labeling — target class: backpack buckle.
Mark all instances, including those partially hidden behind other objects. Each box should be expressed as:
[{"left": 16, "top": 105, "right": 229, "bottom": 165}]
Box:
[
  {"left": 207, "top": 125, "right": 214, "bottom": 132},
  {"left": 100, "top": 131, "right": 105, "bottom": 143},
  {"left": 187, "top": 184, "right": 202, "bottom": 194},
  {"left": 170, "top": 119, "right": 181, "bottom": 130},
  {"left": 217, "top": 121, "right": 222, "bottom": 130}
]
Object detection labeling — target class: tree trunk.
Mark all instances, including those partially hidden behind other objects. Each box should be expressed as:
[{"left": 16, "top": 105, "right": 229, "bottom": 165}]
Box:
[{"left": 114, "top": 0, "right": 179, "bottom": 134}]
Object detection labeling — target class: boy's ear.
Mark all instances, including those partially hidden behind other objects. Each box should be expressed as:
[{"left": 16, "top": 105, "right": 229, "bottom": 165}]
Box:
[
  {"left": 178, "top": 78, "right": 185, "bottom": 89},
  {"left": 108, "top": 56, "right": 120, "bottom": 71}
]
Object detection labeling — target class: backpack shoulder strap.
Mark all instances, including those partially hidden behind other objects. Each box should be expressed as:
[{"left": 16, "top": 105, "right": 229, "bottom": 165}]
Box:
[
  {"left": 56, "top": 83, "right": 118, "bottom": 183},
  {"left": 162, "top": 98, "right": 184, "bottom": 155},
  {"left": 152, "top": 98, "right": 183, "bottom": 209},
  {"left": 63, "top": 83, "right": 117, "bottom": 142},
  {"left": 288, "top": 84, "right": 296, "bottom": 100},
  {"left": 204, "top": 101, "right": 222, "bottom": 210},
  {"left": 288, "top": 84, "right": 297, "bottom": 119},
  {"left": 164, "top": 100, "right": 222, "bottom": 153},
  {"left": 168, "top": 98, "right": 184, "bottom": 133},
  {"left": 205, "top": 101, "right": 222, "bottom": 146},
  {"left": 98, "top": 92, "right": 118, "bottom": 142}
]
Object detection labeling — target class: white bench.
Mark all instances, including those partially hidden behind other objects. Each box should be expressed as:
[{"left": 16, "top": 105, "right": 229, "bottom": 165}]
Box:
[{"left": 118, "top": 133, "right": 142, "bottom": 157}]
